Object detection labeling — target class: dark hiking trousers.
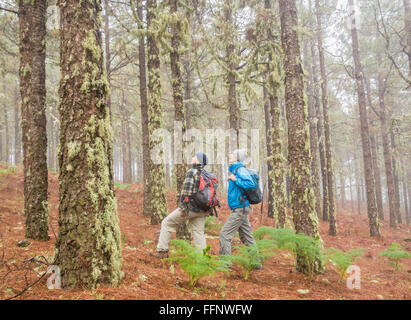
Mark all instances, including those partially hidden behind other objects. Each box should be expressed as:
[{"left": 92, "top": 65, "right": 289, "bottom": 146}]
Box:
[{"left": 219, "top": 206, "right": 256, "bottom": 256}]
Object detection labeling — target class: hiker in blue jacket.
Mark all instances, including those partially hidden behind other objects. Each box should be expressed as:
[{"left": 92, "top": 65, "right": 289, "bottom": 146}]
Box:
[{"left": 219, "top": 149, "right": 260, "bottom": 268}]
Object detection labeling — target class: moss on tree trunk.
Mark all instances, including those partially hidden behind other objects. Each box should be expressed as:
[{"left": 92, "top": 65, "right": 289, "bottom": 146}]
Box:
[
  {"left": 55, "top": 0, "right": 123, "bottom": 289},
  {"left": 169, "top": 0, "right": 190, "bottom": 240},
  {"left": 279, "top": 0, "right": 323, "bottom": 275},
  {"left": 146, "top": 0, "right": 168, "bottom": 225},
  {"left": 18, "top": 0, "right": 49, "bottom": 241},
  {"left": 263, "top": 0, "right": 288, "bottom": 228},
  {"left": 134, "top": 0, "right": 152, "bottom": 217}
]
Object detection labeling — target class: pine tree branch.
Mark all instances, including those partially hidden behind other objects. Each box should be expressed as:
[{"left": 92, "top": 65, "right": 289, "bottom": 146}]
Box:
[
  {"left": 374, "top": 0, "right": 411, "bottom": 89},
  {"left": 0, "top": 6, "right": 18, "bottom": 15}
]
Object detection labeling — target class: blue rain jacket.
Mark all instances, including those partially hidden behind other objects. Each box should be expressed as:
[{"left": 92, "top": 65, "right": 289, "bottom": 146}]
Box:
[{"left": 227, "top": 162, "right": 256, "bottom": 210}]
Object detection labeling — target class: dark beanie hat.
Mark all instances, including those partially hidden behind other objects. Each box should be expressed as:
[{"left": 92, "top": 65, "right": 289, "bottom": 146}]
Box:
[{"left": 195, "top": 152, "right": 208, "bottom": 165}]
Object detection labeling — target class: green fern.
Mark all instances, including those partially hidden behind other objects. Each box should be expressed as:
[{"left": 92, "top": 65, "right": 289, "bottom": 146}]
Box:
[
  {"left": 292, "top": 233, "right": 323, "bottom": 278},
  {"left": 114, "top": 182, "right": 130, "bottom": 190},
  {"left": 255, "top": 227, "right": 297, "bottom": 250},
  {"left": 323, "top": 248, "right": 365, "bottom": 280},
  {"left": 204, "top": 216, "right": 222, "bottom": 235},
  {"left": 166, "top": 240, "right": 229, "bottom": 287},
  {"left": 230, "top": 239, "right": 277, "bottom": 280},
  {"left": 379, "top": 243, "right": 411, "bottom": 271},
  {"left": 0, "top": 165, "right": 17, "bottom": 178},
  {"left": 252, "top": 226, "right": 278, "bottom": 240},
  {"left": 253, "top": 227, "right": 322, "bottom": 278}
]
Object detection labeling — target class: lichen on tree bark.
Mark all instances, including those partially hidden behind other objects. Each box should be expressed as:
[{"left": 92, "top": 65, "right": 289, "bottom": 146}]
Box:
[
  {"left": 146, "top": 0, "right": 168, "bottom": 225},
  {"left": 279, "top": 0, "right": 323, "bottom": 275},
  {"left": 18, "top": 0, "right": 49, "bottom": 241},
  {"left": 54, "top": 0, "right": 123, "bottom": 289}
]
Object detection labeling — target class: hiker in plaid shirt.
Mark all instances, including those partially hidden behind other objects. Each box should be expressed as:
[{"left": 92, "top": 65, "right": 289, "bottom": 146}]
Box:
[
  {"left": 178, "top": 165, "right": 201, "bottom": 213},
  {"left": 150, "top": 152, "right": 209, "bottom": 259}
]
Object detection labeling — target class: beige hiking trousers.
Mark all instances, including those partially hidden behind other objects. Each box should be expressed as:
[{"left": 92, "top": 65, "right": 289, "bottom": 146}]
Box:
[{"left": 156, "top": 207, "right": 206, "bottom": 252}]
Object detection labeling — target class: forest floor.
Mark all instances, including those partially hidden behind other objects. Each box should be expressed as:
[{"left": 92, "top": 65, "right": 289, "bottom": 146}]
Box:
[{"left": 0, "top": 163, "right": 410, "bottom": 300}]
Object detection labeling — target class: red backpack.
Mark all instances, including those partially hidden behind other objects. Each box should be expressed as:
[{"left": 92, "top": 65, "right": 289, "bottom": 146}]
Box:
[{"left": 188, "top": 170, "right": 220, "bottom": 216}]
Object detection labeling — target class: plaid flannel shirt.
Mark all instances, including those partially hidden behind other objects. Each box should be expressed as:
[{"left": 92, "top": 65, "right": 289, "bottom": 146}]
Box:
[{"left": 179, "top": 164, "right": 204, "bottom": 211}]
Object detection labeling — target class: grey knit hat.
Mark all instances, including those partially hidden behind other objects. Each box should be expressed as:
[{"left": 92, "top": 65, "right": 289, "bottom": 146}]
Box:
[
  {"left": 232, "top": 149, "right": 248, "bottom": 162},
  {"left": 195, "top": 152, "right": 208, "bottom": 165}
]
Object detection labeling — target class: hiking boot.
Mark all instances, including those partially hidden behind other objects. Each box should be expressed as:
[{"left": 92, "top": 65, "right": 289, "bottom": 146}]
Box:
[{"left": 149, "top": 250, "right": 169, "bottom": 259}]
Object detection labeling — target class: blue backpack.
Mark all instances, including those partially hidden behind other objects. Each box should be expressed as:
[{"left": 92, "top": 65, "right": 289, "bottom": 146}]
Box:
[{"left": 233, "top": 165, "right": 263, "bottom": 205}]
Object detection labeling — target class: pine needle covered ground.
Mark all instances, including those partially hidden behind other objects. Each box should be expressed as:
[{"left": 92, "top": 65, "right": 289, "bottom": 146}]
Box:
[{"left": 0, "top": 164, "right": 410, "bottom": 300}]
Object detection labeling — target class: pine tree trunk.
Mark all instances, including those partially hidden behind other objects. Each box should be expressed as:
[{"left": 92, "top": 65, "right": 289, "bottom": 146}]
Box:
[
  {"left": 349, "top": 173, "right": 355, "bottom": 214},
  {"left": 363, "top": 176, "right": 368, "bottom": 202},
  {"left": 164, "top": 163, "right": 171, "bottom": 187},
  {"left": 120, "top": 91, "right": 132, "bottom": 184},
  {"left": 269, "top": 87, "right": 287, "bottom": 228},
  {"left": 263, "top": 86, "right": 274, "bottom": 218},
  {"left": 408, "top": 168, "right": 411, "bottom": 224},
  {"left": 137, "top": 145, "right": 143, "bottom": 183},
  {"left": 355, "top": 154, "right": 361, "bottom": 215},
  {"left": 146, "top": 0, "right": 168, "bottom": 225},
  {"left": 136, "top": 0, "right": 151, "bottom": 216},
  {"left": 169, "top": 0, "right": 189, "bottom": 241},
  {"left": 51, "top": 122, "right": 56, "bottom": 171},
  {"left": 403, "top": 0, "right": 411, "bottom": 74},
  {"left": 349, "top": 0, "right": 380, "bottom": 236},
  {"left": 14, "top": 87, "right": 21, "bottom": 165},
  {"left": 263, "top": 5, "right": 274, "bottom": 219},
  {"left": 315, "top": 0, "right": 336, "bottom": 236},
  {"left": 306, "top": 30, "right": 322, "bottom": 219},
  {"left": 127, "top": 121, "right": 132, "bottom": 181},
  {"left": 265, "top": 0, "right": 287, "bottom": 226},
  {"left": 170, "top": 0, "right": 187, "bottom": 194},
  {"left": 121, "top": 117, "right": 132, "bottom": 184},
  {"left": 0, "top": 103, "right": 2, "bottom": 161},
  {"left": 407, "top": 168, "right": 411, "bottom": 225},
  {"left": 184, "top": 61, "right": 192, "bottom": 130},
  {"left": 3, "top": 91, "right": 9, "bottom": 163},
  {"left": 279, "top": 100, "right": 291, "bottom": 208},
  {"left": 377, "top": 60, "right": 397, "bottom": 228},
  {"left": 390, "top": 130, "right": 402, "bottom": 224},
  {"left": 315, "top": 78, "right": 328, "bottom": 221},
  {"left": 224, "top": 0, "right": 239, "bottom": 149},
  {"left": 279, "top": 0, "right": 322, "bottom": 274},
  {"left": 308, "top": 31, "right": 328, "bottom": 223},
  {"left": 370, "top": 130, "right": 384, "bottom": 220},
  {"left": 104, "top": 0, "right": 111, "bottom": 117},
  {"left": 54, "top": 121, "right": 59, "bottom": 171},
  {"left": 55, "top": 0, "right": 123, "bottom": 289},
  {"left": 18, "top": 0, "right": 49, "bottom": 241},
  {"left": 364, "top": 75, "right": 384, "bottom": 221},
  {"left": 401, "top": 160, "right": 410, "bottom": 225},
  {"left": 104, "top": 0, "right": 114, "bottom": 191},
  {"left": 340, "top": 173, "right": 345, "bottom": 209},
  {"left": 48, "top": 115, "right": 54, "bottom": 170}
]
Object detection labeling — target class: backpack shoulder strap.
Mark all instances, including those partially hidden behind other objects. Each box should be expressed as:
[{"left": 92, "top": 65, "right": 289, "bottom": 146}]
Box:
[
  {"left": 194, "top": 167, "right": 204, "bottom": 176},
  {"left": 232, "top": 165, "right": 247, "bottom": 204},
  {"left": 232, "top": 164, "right": 245, "bottom": 176}
]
